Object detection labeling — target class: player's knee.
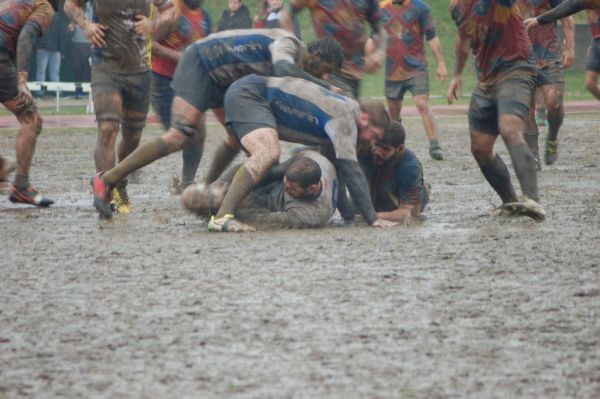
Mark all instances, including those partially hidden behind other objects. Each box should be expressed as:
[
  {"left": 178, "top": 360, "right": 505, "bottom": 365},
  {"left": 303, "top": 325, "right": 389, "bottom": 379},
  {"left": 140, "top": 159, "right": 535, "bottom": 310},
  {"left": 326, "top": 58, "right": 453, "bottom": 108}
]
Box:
[
  {"left": 471, "top": 144, "right": 492, "bottom": 164},
  {"left": 585, "top": 76, "right": 598, "bottom": 91},
  {"left": 98, "top": 120, "right": 120, "bottom": 144},
  {"left": 121, "top": 117, "right": 146, "bottom": 136},
  {"left": 415, "top": 98, "right": 429, "bottom": 113}
]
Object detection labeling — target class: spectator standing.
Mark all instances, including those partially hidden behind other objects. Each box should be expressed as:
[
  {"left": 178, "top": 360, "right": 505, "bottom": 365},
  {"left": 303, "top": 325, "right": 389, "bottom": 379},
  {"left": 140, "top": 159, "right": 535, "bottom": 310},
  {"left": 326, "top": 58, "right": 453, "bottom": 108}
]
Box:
[
  {"left": 35, "top": 7, "right": 64, "bottom": 97},
  {"left": 265, "top": 0, "right": 301, "bottom": 38},
  {"left": 67, "top": 1, "right": 93, "bottom": 99},
  {"left": 218, "top": 0, "right": 252, "bottom": 31}
]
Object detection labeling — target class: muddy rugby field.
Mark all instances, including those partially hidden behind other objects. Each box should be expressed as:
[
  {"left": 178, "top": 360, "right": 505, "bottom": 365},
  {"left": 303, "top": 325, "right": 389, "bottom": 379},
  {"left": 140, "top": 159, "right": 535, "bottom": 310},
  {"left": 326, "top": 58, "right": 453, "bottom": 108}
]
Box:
[{"left": 1, "top": 112, "right": 599, "bottom": 398}]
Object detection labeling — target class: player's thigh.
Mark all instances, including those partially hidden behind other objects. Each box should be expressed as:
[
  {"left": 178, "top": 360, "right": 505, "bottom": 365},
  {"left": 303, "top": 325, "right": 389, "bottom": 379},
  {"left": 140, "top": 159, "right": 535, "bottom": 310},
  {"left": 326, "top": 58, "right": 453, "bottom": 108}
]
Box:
[{"left": 91, "top": 65, "right": 123, "bottom": 123}]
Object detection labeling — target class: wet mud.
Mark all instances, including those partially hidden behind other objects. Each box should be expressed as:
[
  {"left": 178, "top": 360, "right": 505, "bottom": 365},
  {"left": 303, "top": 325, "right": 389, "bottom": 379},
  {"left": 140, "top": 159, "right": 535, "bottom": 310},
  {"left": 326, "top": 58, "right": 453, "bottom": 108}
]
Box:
[{"left": 1, "top": 114, "right": 599, "bottom": 398}]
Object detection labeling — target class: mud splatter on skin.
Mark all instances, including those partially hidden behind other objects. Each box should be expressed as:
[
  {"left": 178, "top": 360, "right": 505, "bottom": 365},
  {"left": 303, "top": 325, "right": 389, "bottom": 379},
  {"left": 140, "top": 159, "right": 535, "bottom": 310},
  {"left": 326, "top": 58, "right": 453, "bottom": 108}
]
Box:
[{"left": 1, "top": 115, "right": 599, "bottom": 397}]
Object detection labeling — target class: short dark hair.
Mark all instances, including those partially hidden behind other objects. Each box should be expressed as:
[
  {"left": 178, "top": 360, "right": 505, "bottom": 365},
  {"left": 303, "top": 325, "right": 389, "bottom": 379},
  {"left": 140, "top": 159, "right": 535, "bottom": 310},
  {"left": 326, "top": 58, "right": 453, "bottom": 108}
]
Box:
[
  {"left": 380, "top": 120, "right": 406, "bottom": 148},
  {"left": 285, "top": 156, "right": 321, "bottom": 188},
  {"left": 359, "top": 101, "right": 391, "bottom": 130},
  {"left": 307, "top": 37, "right": 344, "bottom": 71}
]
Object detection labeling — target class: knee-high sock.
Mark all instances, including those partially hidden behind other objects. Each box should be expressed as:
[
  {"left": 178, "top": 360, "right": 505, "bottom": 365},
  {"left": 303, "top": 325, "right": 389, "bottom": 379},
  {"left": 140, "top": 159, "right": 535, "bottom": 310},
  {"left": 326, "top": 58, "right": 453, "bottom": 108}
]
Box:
[
  {"left": 205, "top": 141, "right": 239, "bottom": 184},
  {"left": 215, "top": 165, "right": 255, "bottom": 218},
  {"left": 524, "top": 119, "right": 539, "bottom": 160},
  {"left": 507, "top": 142, "right": 539, "bottom": 201},
  {"left": 479, "top": 154, "right": 518, "bottom": 204},
  {"left": 181, "top": 132, "right": 204, "bottom": 188},
  {"left": 546, "top": 110, "right": 563, "bottom": 142},
  {"left": 103, "top": 137, "right": 170, "bottom": 185}
]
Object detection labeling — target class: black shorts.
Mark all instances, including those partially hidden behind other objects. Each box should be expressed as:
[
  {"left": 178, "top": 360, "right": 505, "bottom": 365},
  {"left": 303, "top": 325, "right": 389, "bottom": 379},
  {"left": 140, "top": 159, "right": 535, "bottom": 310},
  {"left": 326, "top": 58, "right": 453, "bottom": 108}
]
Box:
[
  {"left": 171, "top": 47, "right": 227, "bottom": 111},
  {"left": 0, "top": 51, "right": 19, "bottom": 103},
  {"left": 224, "top": 75, "right": 276, "bottom": 141},
  {"left": 91, "top": 64, "right": 151, "bottom": 122},
  {"left": 385, "top": 72, "right": 430, "bottom": 101},
  {"left": 468, "top": 71, "right": 535, "bottom": 136},
  {"left": 586, "top": 38, "right": 600, "bottom": 73},
  {"left": 536, "top": 61, "right": 564, "bottom": 86}
]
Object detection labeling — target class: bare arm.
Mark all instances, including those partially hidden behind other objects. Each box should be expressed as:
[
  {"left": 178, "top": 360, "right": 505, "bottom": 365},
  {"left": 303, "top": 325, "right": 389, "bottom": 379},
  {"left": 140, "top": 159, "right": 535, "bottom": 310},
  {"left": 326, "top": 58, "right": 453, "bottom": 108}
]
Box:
[
  {"left": 363, "top": 25, "right": 388, "bottom": 73},
  {"left": 64, "top": 0, "right": 108, "bottom": 47},
  {"left": 376, "top": 204, "right": 419, "bottom": 225},
  {"left": 272, "top": 60, "right": 333, "bottom": 90},
  {"left": 561, "top": 16, "right": 575, "bottom": 68},
  {"left": 135, "top": 3, "right": 177, "bottom": 39},
  {"left": 447, "top": 34, "right": 470, "bottom": 104},
  {"left": 151, "top": 41, "right": 182, "bottom": 63},
  {"left": 427, "top": 36, "right": 447, "bottom": 83},
  {"left": 16, "top": 22, "right": 41, "bottom": 76},
  {"left": 525, "top": 0, "right": 592, "bottom": 29}
]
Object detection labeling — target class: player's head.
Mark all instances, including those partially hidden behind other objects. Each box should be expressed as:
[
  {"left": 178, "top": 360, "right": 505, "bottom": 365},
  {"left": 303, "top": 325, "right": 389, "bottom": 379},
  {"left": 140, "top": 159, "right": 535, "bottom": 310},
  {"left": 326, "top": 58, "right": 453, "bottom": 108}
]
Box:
[
  {"left": 304, "top": 37, "right": 344, "bottom": 79},
  {"left": 284, "top": 156, "right": 322, "bottom": 200},
  {"left": 372, "top": 120, "right": 405, "bottom": 165},
  {"left": 357, "top": 101, "right": 391, "bottom": 144},
  {"left": 183, "top": 0, "right": 204, "bottom": 9}
]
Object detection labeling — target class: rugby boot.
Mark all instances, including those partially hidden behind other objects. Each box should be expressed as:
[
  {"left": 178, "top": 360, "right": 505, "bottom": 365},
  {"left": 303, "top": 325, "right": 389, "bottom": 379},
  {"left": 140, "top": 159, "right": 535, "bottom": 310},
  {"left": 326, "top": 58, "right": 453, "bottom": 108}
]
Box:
[
  {"left": 544, "top": 140, "right": 558, "bottom": 165},
  {"left": 90, "top": 172, "right": 113, "bottom": 219},
  {"left": 111, "top": 184, "right": 131, "bottom": 214},
  {"left": 208, "top": 214, "right": 256, "bottom": 232},
  {"left": 9, "top": 185, "right": 54, "bottom": 207},
  {"left": 502, "top": 196, "right": 546, "bottom": 222},
  {"left": 429, "top": 141, "right": 443, "bottom": 161},
  {"left": 0, "top": 156, "right": 15, "bottom": 182}
]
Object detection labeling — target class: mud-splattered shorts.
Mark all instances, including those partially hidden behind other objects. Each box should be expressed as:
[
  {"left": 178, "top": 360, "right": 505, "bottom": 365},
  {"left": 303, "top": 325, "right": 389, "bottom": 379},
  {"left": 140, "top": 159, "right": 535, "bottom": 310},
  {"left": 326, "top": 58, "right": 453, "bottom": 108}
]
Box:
[
  {"left": 385, "top": 72, "right": 430, "bottom": 101},
  {"left": 536, "top": 61, "right": 564, "bottom": 86},
  {"left": 171, "top": 47, "right": 227, "bottom": 112},
  {"left": 468, "top": 70, "right": 536, "bottom": 136},
  {"left": 586, "top": 38, "right": 600, "bottom": 73},
  {"left": 91, "top": 64, "right": 151, "bottom": 122},
  {"left": 0, "top": 51, "right": 19, "bottom": 103}
]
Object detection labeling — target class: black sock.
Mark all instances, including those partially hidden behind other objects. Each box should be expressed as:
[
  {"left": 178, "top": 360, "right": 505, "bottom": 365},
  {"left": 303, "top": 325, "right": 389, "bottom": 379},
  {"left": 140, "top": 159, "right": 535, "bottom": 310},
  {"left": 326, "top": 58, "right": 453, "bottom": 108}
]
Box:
[{"left": 479, "top": 155, "right": 518, "bottom": 204}]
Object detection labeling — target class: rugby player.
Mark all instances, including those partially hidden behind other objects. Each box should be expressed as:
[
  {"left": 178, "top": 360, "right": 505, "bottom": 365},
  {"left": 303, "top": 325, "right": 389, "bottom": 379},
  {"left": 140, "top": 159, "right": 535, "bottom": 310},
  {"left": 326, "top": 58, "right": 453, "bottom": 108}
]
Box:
[
  {"left": 207, "top": 74, "right": 397, "bottom": 232},
  {"left": 65, "top": 0, "right": 174, "bottom": 213},
  {"left": 380, "top": 0, "right": 447, "bottom": 160},
  {"left": 280, "top": 0, "right": 388, "bottom": 98},
  {"left": 518, "top": 0, "right": 574, "bottom": 167},
  {"left": 584, "top": 11, "right": 600, "bottom": 102},
  {"left": 360, "top": 121, "right": 430, "bottom": 225},
  {"left": 89, "top": 29, "right": 344, "bottom": 219},
  {"left": 182, "top": 151, "right": 338, "bottom": 229},
  {"left": 1, "top": 0, "right": 59, "bottom": 207},
  {"left": 150, "top": 0, "right": 212, "bottom": 190},
  {"left": 447, "top": 0, "right": 545, "bottom": 221}
]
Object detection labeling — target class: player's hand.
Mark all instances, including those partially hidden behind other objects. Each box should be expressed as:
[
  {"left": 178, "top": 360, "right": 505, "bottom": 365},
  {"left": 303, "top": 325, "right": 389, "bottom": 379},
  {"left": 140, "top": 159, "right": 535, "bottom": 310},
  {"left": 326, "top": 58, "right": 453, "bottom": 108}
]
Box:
[
  {"left": 436, "top": 63, "right": 448, "bottom": 83},
  {"left": 135, "top": 15, "right": 154, "bottom": 36},
  {"left": 83, "top": 22, "right": 108, "bottom": 48},
  {"left": 67, "top": 23, "right": 75, "bottom": 32},
  {"left": 363, "top": 49, "right": 385, "bottom": 74},
  {"left": 447, "top": 76, "right": 462, "bottom": 104},
  {"left": 16, "top": 72, "right": 33, "bottom": 105},
  {"left": 371, "top": 219, "right": 398, "bottom": 228},
  {"left": 562, "top": 47, "right": 575, "bottom": 69},
  {"left": 523, "top": 17, "right": 539, "bottom": 31},
  {"left": 329, "top": 85, "right": 343, "bottom": 94}
]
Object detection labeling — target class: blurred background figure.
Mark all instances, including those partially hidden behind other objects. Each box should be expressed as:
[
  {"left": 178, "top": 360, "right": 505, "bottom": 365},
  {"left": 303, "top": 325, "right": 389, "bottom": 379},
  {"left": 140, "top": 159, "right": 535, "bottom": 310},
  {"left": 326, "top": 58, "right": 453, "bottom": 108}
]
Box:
[
  {"left": 264, "top": 0, "right": 301, "bottom": 38},
  {"left": 67, "top": 1, "right": 93, "bottom": 99},
  {"left": 218, "top": 0, "right": 252, "bottom": 31},
  {"left": 35, "top": 6, "right": 65, "bottom": 98}
]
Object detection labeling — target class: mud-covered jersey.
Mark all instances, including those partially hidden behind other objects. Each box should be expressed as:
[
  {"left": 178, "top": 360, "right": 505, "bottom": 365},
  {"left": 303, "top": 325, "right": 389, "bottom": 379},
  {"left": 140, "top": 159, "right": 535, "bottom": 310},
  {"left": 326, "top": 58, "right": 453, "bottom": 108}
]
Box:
[
  {"left": 518, "top": 0, "right": 563, "bottom": 66},
  {"left": 450, "top": 0, "right": 533, "bottom": 85},
  {"left": 0, "top": 0, "right": 55, "bottom": 55},
  {"left": 291, "top": 0, "right": 381, "bottom": 80},
  {"left": 152, "top": 4, "right": 212, "bottom": 78},
  {"left": 191, "top": 28, "right": 304, "bottom": 87},
  {"left": 380, "top": 0, "right": 436, "bottom": 81},
  {"left": 260, "top": 151, "right": 338, "bottom": 228},
  {"left": 588, "top": 9, "right": 600, "bottom": 38},
  {"left": 360, "top": 148, "right": 427, "bottom": 212},
  {"left": 88, "top": 0, "right": 169, "bottom": 73}
]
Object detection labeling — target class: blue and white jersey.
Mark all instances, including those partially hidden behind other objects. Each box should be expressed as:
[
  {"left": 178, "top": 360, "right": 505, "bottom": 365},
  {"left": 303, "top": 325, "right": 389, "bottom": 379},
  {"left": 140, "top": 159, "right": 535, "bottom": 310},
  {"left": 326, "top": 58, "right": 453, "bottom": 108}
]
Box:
[
  {"left": 192, "top": 28, "right": 304, "bottom": 86},
  {"left": 226, "top": 74, "right": 361, "bottom": 161}
]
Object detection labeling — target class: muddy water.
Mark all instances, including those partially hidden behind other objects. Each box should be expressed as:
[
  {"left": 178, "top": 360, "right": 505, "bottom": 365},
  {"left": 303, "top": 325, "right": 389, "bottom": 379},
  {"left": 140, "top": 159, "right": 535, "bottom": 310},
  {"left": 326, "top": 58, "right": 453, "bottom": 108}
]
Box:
[{"left": 1, "top": 115, "right": 599, "bottom": 398}]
